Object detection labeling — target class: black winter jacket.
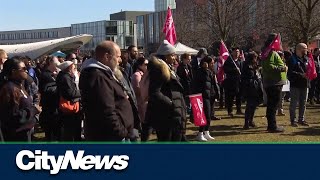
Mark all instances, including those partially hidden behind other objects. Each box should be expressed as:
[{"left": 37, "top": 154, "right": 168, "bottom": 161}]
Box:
[
  {"left": 287, "top": 54, "right": 310, "bottom": 88},
  {"left": 79, "top": 59, "right": 134, "bottom": 141}
]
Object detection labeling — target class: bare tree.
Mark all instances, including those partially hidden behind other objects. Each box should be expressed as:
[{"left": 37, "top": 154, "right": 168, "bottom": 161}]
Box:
[
  {"left": 276, "top": 0, "right": 320, "bottom": 44},
  {"left": 175, "top": 0, "right": 258, "bottom": 48}
]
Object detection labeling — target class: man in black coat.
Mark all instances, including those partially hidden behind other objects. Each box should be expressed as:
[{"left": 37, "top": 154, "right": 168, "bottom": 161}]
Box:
[
  {"left": 79, "top": 41, "right": 134, "bottom": 141},
  {"left": 223, "top": 47, "right": 243, "bottom": 117},
  {"left": 287, "top": 43, "right": 310, "bottom": 127},
  {"left": 191, "top": 48, "right": 208, "bottom": 74}
]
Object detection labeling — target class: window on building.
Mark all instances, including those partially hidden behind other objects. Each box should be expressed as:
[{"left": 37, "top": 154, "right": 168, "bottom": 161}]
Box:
[{"left": 125, "top": 36, "right": 133, "bottom": 46}]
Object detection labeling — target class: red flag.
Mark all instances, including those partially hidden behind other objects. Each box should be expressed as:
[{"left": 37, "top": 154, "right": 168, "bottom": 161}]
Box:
[
  {"left": 163, "top": 7, "right": 177, "bottom": 45},
  {"left": 189, "top": 94, "right": 207, "bottom": 127},
  {"left": 261, "top": 33, "right": 282, "bottom": 60},
  {"left": 217, "top": 40, "right": 229, "bottom": 83},
  {"left": 307, "top": 53, "right": 317, "bottom": 80}
]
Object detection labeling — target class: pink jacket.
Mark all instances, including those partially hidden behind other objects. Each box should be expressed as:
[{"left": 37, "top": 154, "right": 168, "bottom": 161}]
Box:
[{"left": 132, "top": 70, "right": 149, "bottom": 123}]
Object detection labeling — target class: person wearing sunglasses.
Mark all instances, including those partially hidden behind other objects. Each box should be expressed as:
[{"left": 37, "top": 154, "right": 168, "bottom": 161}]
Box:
[{"left": 0, "top": 57, "right": 37, "bottom": 141}]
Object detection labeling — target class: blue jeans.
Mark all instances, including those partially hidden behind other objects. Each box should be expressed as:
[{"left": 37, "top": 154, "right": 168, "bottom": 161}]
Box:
[{"left": 289, "top": 87, "right": 308, "bottom": 122}]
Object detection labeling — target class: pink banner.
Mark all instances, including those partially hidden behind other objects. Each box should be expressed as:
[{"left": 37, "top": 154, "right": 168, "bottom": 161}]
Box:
[{"left": 189, "top": 94, "right": 207, "bottom": 127}]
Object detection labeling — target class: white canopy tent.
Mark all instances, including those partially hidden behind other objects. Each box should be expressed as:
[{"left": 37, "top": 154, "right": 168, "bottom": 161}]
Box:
[
  {"left": 174, "top": 42, "right": 199, "bottom": 55},
  {"left": 0, "top": 34, "right": 93, "bottom": 59}
]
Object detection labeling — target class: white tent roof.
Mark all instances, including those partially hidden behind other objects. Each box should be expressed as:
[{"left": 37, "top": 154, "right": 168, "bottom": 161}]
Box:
[
  {"left": 174, "top": 42, "right": 199, "bottom": 55},
  {"left": 0, "top": 34, "right": 93, "bottom": 59}
]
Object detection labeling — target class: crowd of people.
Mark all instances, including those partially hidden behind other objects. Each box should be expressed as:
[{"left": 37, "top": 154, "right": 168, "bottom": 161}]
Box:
[{"left": 0, "top": 33, "right": 319, "bottom": 142}]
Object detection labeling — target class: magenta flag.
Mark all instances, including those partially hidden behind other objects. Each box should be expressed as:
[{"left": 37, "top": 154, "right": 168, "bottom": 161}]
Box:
[
  {"left": 189, "top": 94, "right": 207, "bottom": 127},
  {"left": 307, "top": 52, "right": 317, "bottom": 80},
  {"left": 163, "top": 7, "right": 177, "bottom": 45},
  {"left": 261, "top": 33, "right": 282, "bottom": 60},
  {"left": 217, "top": 40, "right": 229, "bottom": 83}
]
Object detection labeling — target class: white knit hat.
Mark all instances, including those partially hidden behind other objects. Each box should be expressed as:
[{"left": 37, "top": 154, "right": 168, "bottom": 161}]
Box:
[
  {"left": 156, "top": 40, "right": 176, "bottom": 55},
  {"left": 57, "top": 61, "right": 73, "bottom": 71}
]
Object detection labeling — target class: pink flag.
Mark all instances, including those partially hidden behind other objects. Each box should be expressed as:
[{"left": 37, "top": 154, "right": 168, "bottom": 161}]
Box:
[
  {"left": 163, "top": 7, "right": 177, "bottom": 45},
  {"left": 261, "top": 33, "right": 282, "bottom": 60},
  {"left": 189, "top": 94, "right": 207, "bottom": 127},
  {"left": 307, "top": 52, "right": 317, "bottom": 80},
  {"left": 217, "top": 40, "right": 229, "bottom": 83}
]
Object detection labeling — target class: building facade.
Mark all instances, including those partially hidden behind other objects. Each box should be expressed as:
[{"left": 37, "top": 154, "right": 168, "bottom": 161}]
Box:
[
  {"left": 110, "top": 11, "right": 152, "bottom": 23},
  {"left": 0, "top": 27, "right": 70, "bottom": 45},
  {"left": 71, "top": 20, "right": 135, "bottom": 51},
  {"left": 136, "top": 9, "right": 176, "bottom": 54},
  {"left": 155, "top": 0, "right": 176, "bottom": 12}
]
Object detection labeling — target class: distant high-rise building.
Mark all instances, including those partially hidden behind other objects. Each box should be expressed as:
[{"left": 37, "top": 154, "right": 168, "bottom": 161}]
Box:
[{"left": 155, "top": 0, "right": 176, "bottom": 12}]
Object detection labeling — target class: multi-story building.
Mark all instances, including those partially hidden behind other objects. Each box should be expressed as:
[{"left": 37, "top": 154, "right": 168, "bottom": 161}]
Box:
[
  {"left": 155, "top": 0, "right": 176, "bottom": 12},
  {"left": 110, "top": 11, "right": 152, "bottom": 23},
  {"left": 0, "top": 27, "right": 71, "bottom": 45},
  {"left": 136, "top": 9, "right": 176, "bottom": 54},
  {"left": 71, "top": 20, "right": 135, "bottom": 51}
]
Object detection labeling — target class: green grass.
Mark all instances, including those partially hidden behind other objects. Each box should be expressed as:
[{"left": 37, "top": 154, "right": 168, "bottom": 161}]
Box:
[
  {"left": 33, "top": 102, "right": 320, "bottom": 143},
  {"left": 180, "top": 102, "right": 320, "bottom": 143}
]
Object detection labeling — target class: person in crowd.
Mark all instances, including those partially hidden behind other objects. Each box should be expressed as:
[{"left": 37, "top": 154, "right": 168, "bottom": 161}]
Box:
[
  {"left": 145, "top": 40, "right": 187, "bottom": 141},
  {"left": 309, "top": 48, "right": 320, "bottom": 105},
  {"left": 176, "top": 53, "right": 193, "bottom": 115},
  {"left": 116, "top": 61, "right": 141, "bottom": 142},
  {"left": 261, "top": 33, "right": 287, "bottom": 133},
  {"left": 191, "top": 48, "right": 208, "bottom": 74},
  {"left": 56, "top": 61, "right": 82, "bottom": 141},
  {"left": 66, "top": 53, "right": 80, "bottom": 89},
  {"left": 22, "top": 56, "right": 38, "bottom": 85},
  {"left": 131, "top": 57, "right": 150, "bottom": 141},
  {"left": 284, "top": 51, "right": 293, "bottom": 102},
  {"left": 79, "top": 41, "right": 134, "bottom": 141},
  {"left": 38, "top": 56, "right": 61, "bottom": 141},
  {"left": 34, "top": 58, "right": 45, "bottom": 80},
  {"left": 120, "top": 51, "right": 133, "bottom": 81},
  {"left": 241, "top": 52, "right": 263, "bottom": 129},
  {"left": 193, "top": 56, "right": 217, "bottom": 141},
  {"left": 215, "top": 56, "right": 225, "bottom": 109},
  {"left": 208, "top": 56, "right": 221, "bottom": 121},
  {"left": 57, "top": 56, "right": 65, "bottom": 63},
  {"left": 0, "top": 49, "right": 8, "bottom": 73},
  {"left": 0, "top": 58, "right": 37, "bottom": 141},
  {"left": 223, "top": 47, "right": 243, "bottom": 117},
  {"left": 287, "top": 43, "right": 310, "bottom": 127},
  {"left": 128, "top": 45, "right": 139, "bottom": 65},
  {"left": 277, "top": 51, "right": 286, "bottom": 116}
]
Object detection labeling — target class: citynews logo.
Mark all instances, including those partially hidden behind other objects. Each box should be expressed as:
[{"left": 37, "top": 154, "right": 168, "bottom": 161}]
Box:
[{"left": 16, "top": 150, "right": 129, "bottom": 175}]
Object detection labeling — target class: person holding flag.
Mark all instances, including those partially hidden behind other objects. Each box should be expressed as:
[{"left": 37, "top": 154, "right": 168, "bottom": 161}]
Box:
[
  {"left": 287, "top": 43, "right": 316, "bottom": 127},
  {"left": 261, "top": 33, "right": 287, "bottom": 133},
  {"left": 223, "top": 47, "right": 243, "bottom": 117}
]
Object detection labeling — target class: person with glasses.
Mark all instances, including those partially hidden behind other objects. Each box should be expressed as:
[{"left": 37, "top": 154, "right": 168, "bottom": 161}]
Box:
[{"left": 0, "top": 58, "right": 37, "bottom": 141}]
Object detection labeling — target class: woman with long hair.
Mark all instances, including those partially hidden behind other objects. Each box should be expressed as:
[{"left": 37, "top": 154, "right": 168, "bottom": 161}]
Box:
[
  {"left": 131, "top": 57, "right": 149, "bottom": 141},
  {"left": 193, "top": 56, "right": 216, "bottom": 141},
  {"left": 0, "top": 58, "right": 37, "bottom": 141}
]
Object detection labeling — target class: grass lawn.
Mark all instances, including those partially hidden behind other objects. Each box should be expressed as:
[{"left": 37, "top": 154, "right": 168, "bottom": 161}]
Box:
[
  {"left": 33, "top": 102, "right": 320, "bottom": 143},
  {"left": 180, "top": 102, "right": 320, "bottom": 143}
]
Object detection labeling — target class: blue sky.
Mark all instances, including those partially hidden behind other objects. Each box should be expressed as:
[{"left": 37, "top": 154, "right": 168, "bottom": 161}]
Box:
[{"left": 1, "top": 0, "right": 154, "bottom": 31}]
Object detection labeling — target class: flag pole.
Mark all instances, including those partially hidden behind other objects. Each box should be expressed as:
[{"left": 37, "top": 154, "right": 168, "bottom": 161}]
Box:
[{"left": 221, "top": 40, "right": 241, "bottom": 75}]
